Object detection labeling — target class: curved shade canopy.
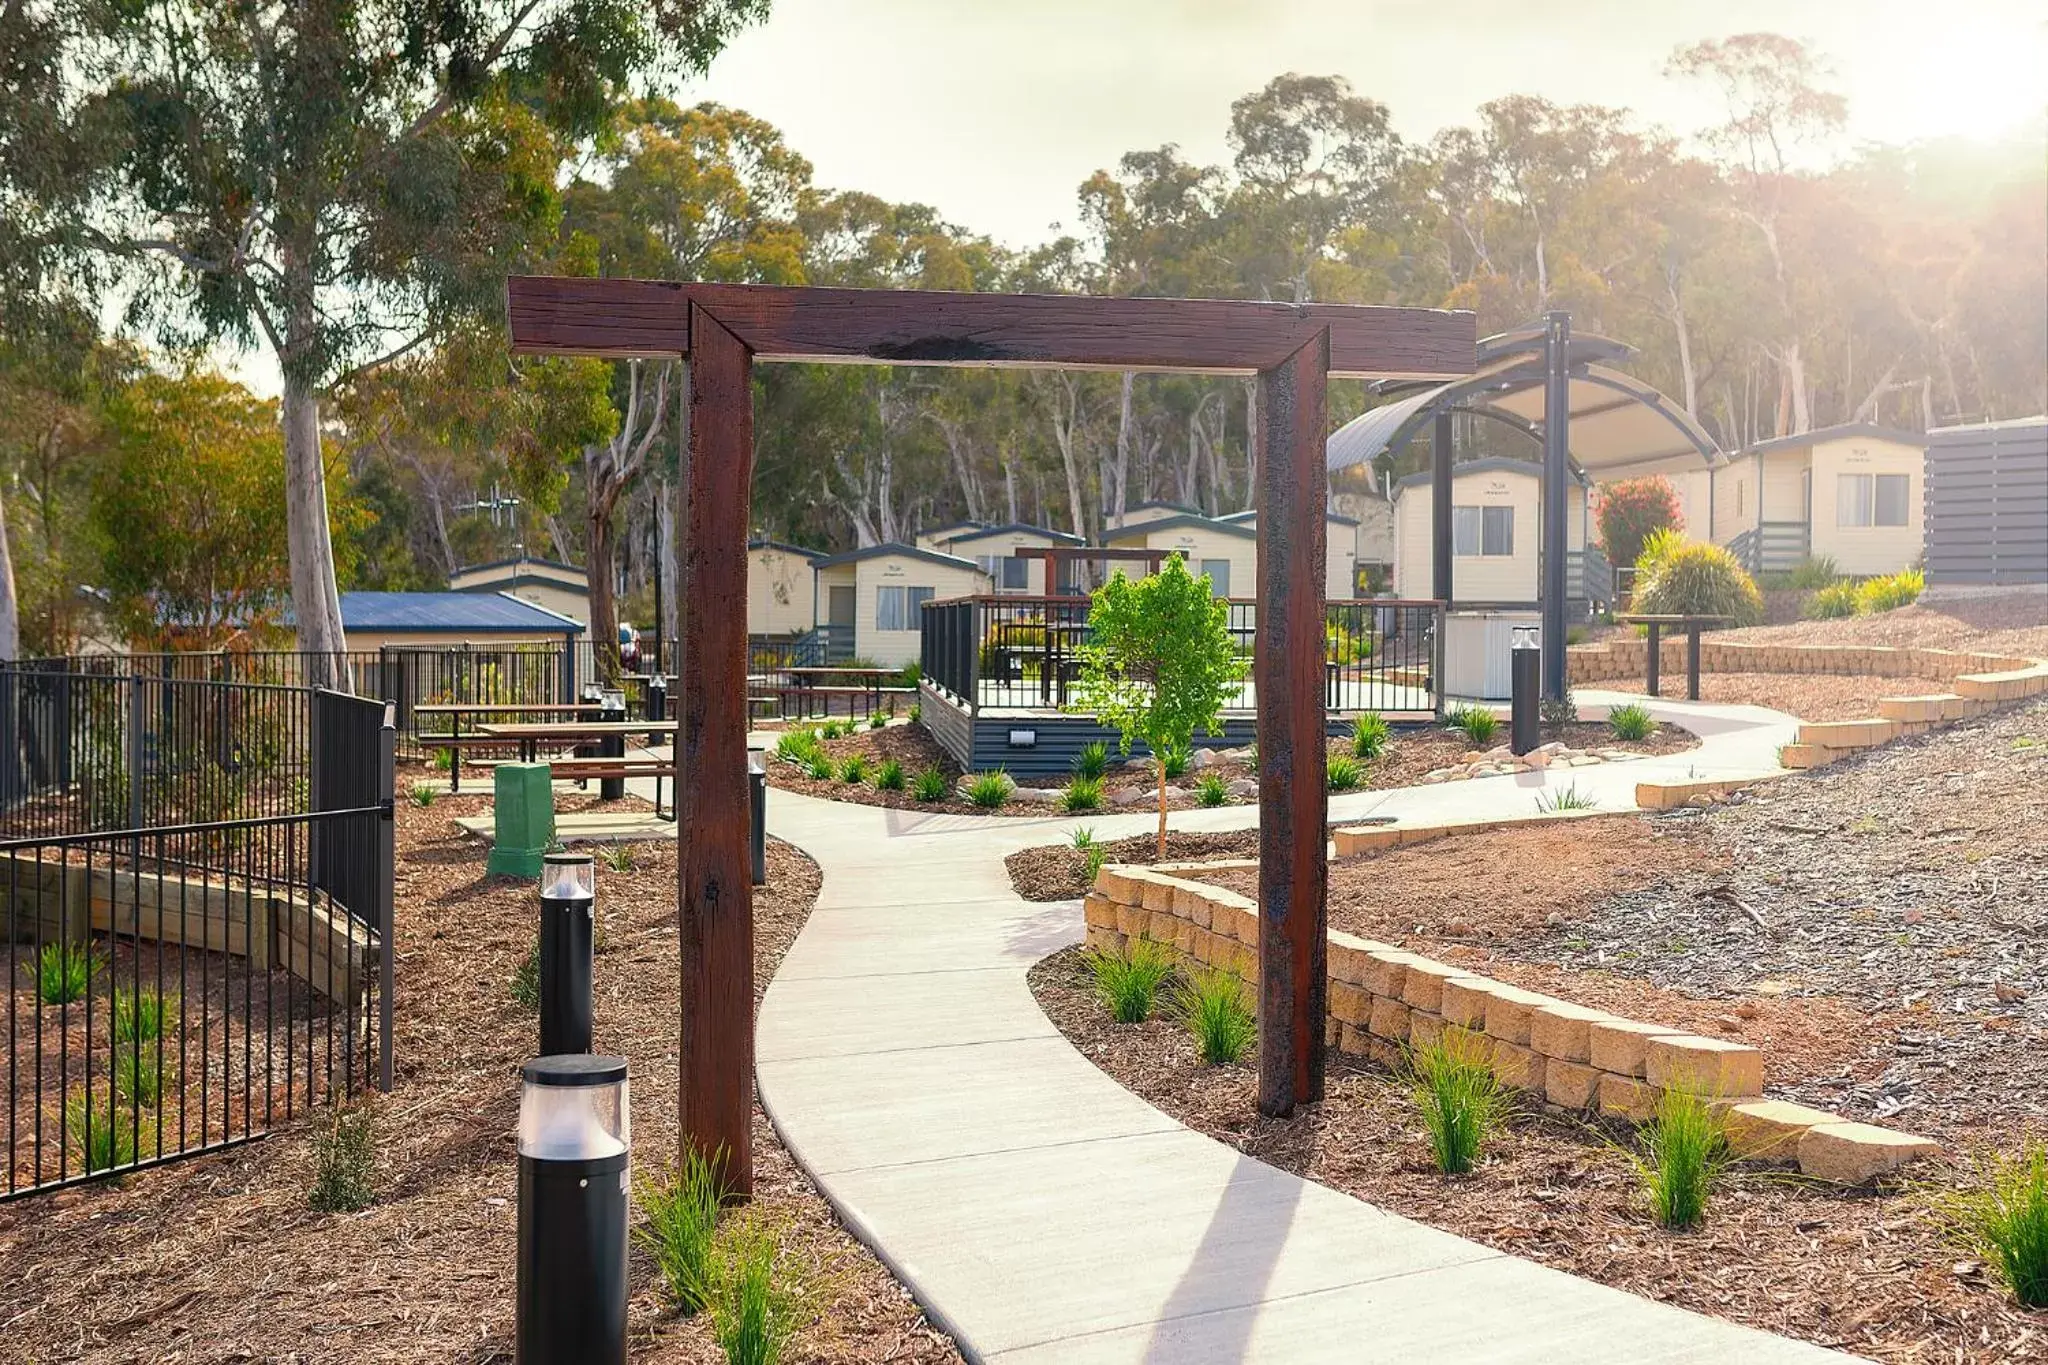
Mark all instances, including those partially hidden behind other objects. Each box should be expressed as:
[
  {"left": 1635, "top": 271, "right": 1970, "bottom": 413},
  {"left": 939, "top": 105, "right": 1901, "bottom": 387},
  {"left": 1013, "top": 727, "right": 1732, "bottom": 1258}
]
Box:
[{"left": 1327, "top": 329, "right": 1723, "bottom": 480}]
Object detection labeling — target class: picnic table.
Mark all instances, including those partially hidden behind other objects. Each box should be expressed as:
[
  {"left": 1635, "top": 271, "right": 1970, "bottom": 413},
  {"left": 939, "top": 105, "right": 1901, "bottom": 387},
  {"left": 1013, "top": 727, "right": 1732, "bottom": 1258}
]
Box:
[
  {"left": 1614, "top": 614, "right": 1730, "bottom": 701},
  {"left": 772, "top": 666, "right": 899, "bottom": 719},
  {"left": 415, "top": 701, "right": 605, "bottom": 791},
  {"left": 476, "top": 719, "right": 680, "bottom": 763}
]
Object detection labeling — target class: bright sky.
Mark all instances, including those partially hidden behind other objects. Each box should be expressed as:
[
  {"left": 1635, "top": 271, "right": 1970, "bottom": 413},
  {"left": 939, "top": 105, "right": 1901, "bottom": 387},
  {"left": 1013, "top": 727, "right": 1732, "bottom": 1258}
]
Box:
[
  {"left": 218, "top": 0, "right": 2045, "bottom": 395},
  {"left": 682, "top": 0, "right": 2048, "bottom": 249}
]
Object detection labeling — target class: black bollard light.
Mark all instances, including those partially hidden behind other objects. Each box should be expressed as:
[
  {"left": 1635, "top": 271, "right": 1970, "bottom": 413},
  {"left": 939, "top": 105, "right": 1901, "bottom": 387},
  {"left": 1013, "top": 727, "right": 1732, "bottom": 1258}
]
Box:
[
  {"left": 516, "top": 1054, "right": 629, "bottom": 1365},
  {"left": 538, "top": 852, "right": 595, "bottom": 1056},
  {"left": 748, "top": 748, "right": 767, "bottom": 886},
  {"left": 598, "top": 687, "right": 626, "bottom": 802},
  {"left": 645, "top": 673, "right": 667, "bottom": 743},
  {"left": 1510, "top": 624, "right": 1541, "bottom": 756}
]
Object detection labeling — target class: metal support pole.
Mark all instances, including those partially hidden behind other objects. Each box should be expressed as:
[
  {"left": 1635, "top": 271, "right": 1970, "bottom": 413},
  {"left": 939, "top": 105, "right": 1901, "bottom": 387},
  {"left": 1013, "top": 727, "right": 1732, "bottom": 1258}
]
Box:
[
  {"left": 1254, "top": 329, "right": 1330, "bottom": 1118},
  {"left": 1432, "top": 407, "right": 1454, "bottom": 606},
  {"left": 1646, "top": 621, "right": 1662, "bottom": 697},
  {"left": 377, "top": 704, "right": 397, "bottom": 1091},
  {"left": 1540, "top": 310, "right": 1571, "bottom": 702}
]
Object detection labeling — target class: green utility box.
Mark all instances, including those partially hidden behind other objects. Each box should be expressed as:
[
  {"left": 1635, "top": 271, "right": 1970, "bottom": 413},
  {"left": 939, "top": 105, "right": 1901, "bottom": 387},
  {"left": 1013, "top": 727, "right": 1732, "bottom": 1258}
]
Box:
[{"left": 486, "top": 763, "right": 555, "bottom": 878}]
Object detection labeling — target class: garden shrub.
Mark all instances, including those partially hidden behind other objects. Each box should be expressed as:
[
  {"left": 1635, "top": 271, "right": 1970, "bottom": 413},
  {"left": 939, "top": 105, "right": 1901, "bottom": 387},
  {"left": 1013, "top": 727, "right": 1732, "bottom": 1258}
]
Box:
[
  {"left": 111, "top": 988, "right": 171, "bottom": 1044},
  {"left": 803, "top": 755, "right": 833, "bottom": 781},
  {"left": 1070, "top": 741, "right": 1110, "bottom": 780},
  {"left": 708, "top": 1218, "right": 799, "bottom": 1365},
  {"left": 1785, "top": 555, "right": 1840, "bottom": 590},
  {"left": 835, "top": 755, "right": 869, "bottom": 785},
  {"left": 67, "top": 1090, "right": 138, "bottom": 1175},
  {"left": 1447, "top": 704, "right": 1498, "bottom": 746},
  {"left": 112, "top": 1044, "right": 163, "bottom": 1106},
  {"left": 1804, "top": 582, "right": 1859, "bottom": 620},
  {"left": 911, "top": 768, "right": 949, "bottom": 802},
  {"left": 1350, "top": 711, "right": 1390, "bottom": 759},
  {"left": 1086, "top": 937, "right": 1177, "bottom": 1023},
  {"left": 1855, "top": 567, "right": 1923, "bottom": 614},
  {"left": 1326, "top": 753, "right": 1362, "bottom": 790},
  {"left": 409, "top": 781, "right": 436, "bottom": 807},
  {"left": 866, "top": 711, "right": 886, "bottom": 731},
  {"left": 1060, "top": 775, "right": 1103, "bottom": 812},
  {"left": 874, "top": 759, "right": 906, "bottom": 792},
  {"left": 1325, "top": 621, "right": 1372, "bottom": 665},
  {"left": 1607, "top": 702, "right": 1655, "bottom": 741},
  {"left": 1175, "top": 968, "right": 1255, "bottom": 1064},
  {"left": 1594, "top": 476, "right": 1684, "bottom": 571},
  {"left": 1408, "top": 1034, "right": 1507, "bottom": 1176},
  {"left": 1633, "top": 534, "right": 1764, "bottom": 626},
  {"left": 309, "top": 1102, "right": 377, "bottom": 1212},
  {"left": 29, "top": 940, "right": 97, "bottom": 1006},
  {"left": 1194, "top": 773, "right": 1228, "bottom": 807},
  {"left": 1156, "top": 738, "right": 1191, "bottom": 779},
  {"left": 964, "top": 770, "right": 1013, "bottom": 809}
]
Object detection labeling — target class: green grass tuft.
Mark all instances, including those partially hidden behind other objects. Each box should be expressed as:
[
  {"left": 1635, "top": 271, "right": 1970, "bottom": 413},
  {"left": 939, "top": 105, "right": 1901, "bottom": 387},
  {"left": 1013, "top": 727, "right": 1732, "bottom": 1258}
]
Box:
[
  {"left": 636, "top": 1145, "right": 729, "bottom": 1315},
  {"left": 1607, "top": 702, "right": 1655, "bottom": 742},
  {"left": 874, "top": 758, "right": 906, "bottom": 792},
  {"left": 510, "top": 941, "right": 540, "bottom": 1009},
  {"left": 1534, "top": 782, "right": 1598, "bottom": 813},
  {"left": 1086, "top": 937, "right": 1177, "bottom": 1024},
  {"left": 28, "top": 940, "right": 97, "bottom": 1006},
  {"left": 597, "top": 841, "right": 635, "bottom": 873},
  {"left": 408, "top": 781, "right": 437, "bottom": 807},
  {"left": 1408, "top": 1034, "right": 1508, "bottom": 1176},
  {"left": 1635, "top": 1087, "right": 1728, "bottom": 1229},
  {"left": 1350, "top": 711, "right": 1391, "bottom": 759},
  {"left": 1803, "top": 581, "right": 1859, "bottom": 620},
  {"left": 1855, "top": 567, "right": 1924, "bottom": 614},
  {"left": 66, "top": 1090, "right": 138, "bottom": 1175},
  {"left": 867, "top": 710, "right": 887, "bottom": 730},
  {"left": 1784, "top": 555, "right": 1841, "bottom": 590},
  {"left": 112, "top": 1044, "right": 163, "bottom": 1107},
  {"left": 708, "top": 1219, "right": 799, "bottom": 1365},
  {"left": 1326, "top": 754, "right": 1362, "bottom": 790},
  {"left": 1447, "top": 704, "right": 1499, "bottom": 746},
  {"left": 1156, "top": 739, "right": 1191, "bottom": 779},
  {"left": 1175, "top": 968, "right": 1255, "bottom": 1064},
  {"left": 1060, "top": 775, "right": 1103, "bottom": 812},
  {"left": 1194, "top": 772, "right": 1228, "bottom": 807},
  {"left": 835, "top": 754, "right": 869, "bottom": 784},
  {"left": 1944, "top": 1140, "right": 2048, "bottom": 1308},
  {"left": 964, "top": 770, "right": 1013, "bottom": 809},
  {"left": 911, "top": 768, "right": 950, "bottom": 802},
  {"left": 774, "top": 729, "right": 822, "bottom": 764},
  {"left": 1071, "top": 741, "right": 1110, "bottom": 779},
  {"left": 803, "top": 755, "right": 834, "bottom": 781},
  {"left": 110, "top": 988, "right": 172, "bottom": 1045},
  {"left": 1069, "top": 825, "right": 1096, "bottom": 849},
  {"left": 309, "top": 1102, "right": 377, "bottom": 1212},
  {"left": 1081, "top": 843, "right": 1109, "bottom": 883}
]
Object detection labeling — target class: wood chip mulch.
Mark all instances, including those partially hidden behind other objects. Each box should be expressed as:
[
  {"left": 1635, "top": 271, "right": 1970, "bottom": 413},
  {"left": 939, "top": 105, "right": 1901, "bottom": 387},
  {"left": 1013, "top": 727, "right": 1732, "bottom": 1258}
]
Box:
[
  {"left": 0, "top": 802, "right": 962, "bottom": 1364},
  {"left": 1030, "top": 949, "right": 2048, "bottom": 1363}
]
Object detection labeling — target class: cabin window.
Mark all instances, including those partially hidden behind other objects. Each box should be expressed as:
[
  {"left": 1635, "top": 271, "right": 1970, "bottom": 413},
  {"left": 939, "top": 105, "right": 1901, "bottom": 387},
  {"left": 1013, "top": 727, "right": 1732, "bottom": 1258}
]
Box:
[
  {"left": 875, "top": 585, "right": 934, "bottom": 630},
  {"left": 1200, "top": 559, "right": 1232, "bottom": 596},
  {"left": 1838, "top": 473, "right": 1910, "bottom": 528},
  {"left": 1452, "top": 505, "right": 1514, "bottom": 557}
]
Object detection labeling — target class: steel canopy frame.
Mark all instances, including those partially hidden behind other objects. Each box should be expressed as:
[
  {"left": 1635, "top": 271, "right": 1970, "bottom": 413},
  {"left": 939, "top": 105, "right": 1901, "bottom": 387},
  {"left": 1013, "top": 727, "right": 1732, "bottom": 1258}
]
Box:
[{"left": 507, "top": 275, "right": 1476, "bottom": 1194}]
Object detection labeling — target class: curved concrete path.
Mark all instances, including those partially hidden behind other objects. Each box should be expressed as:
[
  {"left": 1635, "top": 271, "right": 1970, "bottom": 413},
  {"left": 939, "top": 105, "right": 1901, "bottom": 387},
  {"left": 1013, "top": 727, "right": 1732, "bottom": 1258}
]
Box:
[{"left": 751, "top": 696, "right": 1857, "bottom": 1363}]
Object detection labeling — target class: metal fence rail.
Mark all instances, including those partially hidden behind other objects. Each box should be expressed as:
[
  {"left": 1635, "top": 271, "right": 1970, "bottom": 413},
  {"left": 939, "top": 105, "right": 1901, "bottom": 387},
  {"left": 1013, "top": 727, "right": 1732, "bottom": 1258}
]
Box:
[{"left": 920, "top": 596, "right": 1444, "bottom": 717}]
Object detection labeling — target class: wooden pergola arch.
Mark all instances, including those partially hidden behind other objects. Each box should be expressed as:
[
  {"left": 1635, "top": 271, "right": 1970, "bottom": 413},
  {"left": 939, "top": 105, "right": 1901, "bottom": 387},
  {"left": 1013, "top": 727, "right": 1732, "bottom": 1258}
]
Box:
[{"left": 508, "top": 277, "right": 1476, "bottom": 1195}]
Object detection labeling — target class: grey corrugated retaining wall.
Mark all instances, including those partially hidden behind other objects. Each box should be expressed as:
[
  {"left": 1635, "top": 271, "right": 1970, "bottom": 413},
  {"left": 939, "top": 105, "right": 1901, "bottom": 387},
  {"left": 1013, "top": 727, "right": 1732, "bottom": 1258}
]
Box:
[{"left": 1925, "top": 417, "right": 2048, "bottom": 588}]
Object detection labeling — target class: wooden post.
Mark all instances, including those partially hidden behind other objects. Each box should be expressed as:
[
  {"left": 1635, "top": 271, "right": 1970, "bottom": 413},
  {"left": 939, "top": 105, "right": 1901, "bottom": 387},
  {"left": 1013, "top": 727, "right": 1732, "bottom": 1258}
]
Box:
[
  {"left": 679, "top": 303, "right": 757, "bottom": 1197},
  {"left": 1254, "top": 329, "right": 1330, "bottom": 1117},
  {"left": 1432, "top": 408, "right": 1454, "bottom": 605}
]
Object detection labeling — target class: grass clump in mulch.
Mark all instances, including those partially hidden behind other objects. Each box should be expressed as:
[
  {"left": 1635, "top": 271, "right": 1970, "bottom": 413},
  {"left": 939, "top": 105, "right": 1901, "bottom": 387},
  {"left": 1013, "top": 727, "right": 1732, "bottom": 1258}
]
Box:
[
  {"left": 1086, "top": 937, "right": 1176, "bottom": 1023},
  {"left": 963, "top": 770, "right": 1013, "bottom": 809},
  {"left": 1408, "top": 1035, "right": 1508, "bottom": 1176},
  {"left": 1944, "top": 1140, "right": 2048, "bottom": 1308},
  {"left": 29, "top": 939, "right": 97, "bottom": 1005},
  {"left": 66, "top": 1090, "right": 139, "bottom": 1174},
  {"left": 1634, "top": 1087, "right": 1728, "bottom": 1231},
  {"left": 1607, "top": 702, "right": 1655, "bottom": 742},
  {"left": 308, "top": 1103, "right": 378, "bottom": 1213},
  {"left": 708, "top": 1216, "right": 804, "bottom": 1365},
  {"left": 1175, "top": 968, "right": 1255, "bottom": 1065},
  {"left": 637, "top": 1145, "right": 728, "bottom": 1315}
]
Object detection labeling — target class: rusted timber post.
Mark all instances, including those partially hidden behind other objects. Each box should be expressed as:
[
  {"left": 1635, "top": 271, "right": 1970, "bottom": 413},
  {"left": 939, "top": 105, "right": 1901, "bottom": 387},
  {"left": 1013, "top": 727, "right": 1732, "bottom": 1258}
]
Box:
[
  {"left": 679, "top": 303, "right": 757, "bottom": 1197},
  {"left": 1254, "top": 329, "right": 1330, "bottom": 1117}
]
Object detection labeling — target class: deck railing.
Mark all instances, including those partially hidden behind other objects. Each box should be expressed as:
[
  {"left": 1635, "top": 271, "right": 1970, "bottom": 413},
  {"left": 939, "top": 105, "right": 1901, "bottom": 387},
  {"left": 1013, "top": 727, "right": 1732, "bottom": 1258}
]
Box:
[{"left": 920, "top": 595, "right": 1446, "bottom": 717}]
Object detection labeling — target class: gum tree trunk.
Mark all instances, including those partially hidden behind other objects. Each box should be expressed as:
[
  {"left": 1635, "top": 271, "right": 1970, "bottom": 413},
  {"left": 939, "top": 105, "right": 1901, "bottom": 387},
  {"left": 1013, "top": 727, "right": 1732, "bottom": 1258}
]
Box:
[{"left": 283, "top": 375, "right": 347, "bottom": 684}]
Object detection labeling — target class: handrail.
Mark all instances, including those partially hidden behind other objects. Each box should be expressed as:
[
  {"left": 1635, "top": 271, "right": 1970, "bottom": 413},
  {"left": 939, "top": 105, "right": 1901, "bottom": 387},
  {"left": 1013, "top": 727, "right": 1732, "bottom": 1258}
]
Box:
[{"left": 922, "top": 594, "right": 1450, "bottom": 611}]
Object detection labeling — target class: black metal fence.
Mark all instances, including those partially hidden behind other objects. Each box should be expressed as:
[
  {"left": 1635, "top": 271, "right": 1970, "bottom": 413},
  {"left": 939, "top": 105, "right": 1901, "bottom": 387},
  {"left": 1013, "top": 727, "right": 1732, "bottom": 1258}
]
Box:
[
  {"left": 922, "top": 595, "right": 1444, "bottom": 716},
  {"left": 0, "top": 671, "right": 395, "bottom": 1200}
]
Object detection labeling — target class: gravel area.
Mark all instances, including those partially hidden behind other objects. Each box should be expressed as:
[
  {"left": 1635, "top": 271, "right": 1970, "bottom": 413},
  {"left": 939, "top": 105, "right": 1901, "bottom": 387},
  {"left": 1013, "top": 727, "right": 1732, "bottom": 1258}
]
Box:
[
  {"left": 1600, "top": 672, "right": 1959, "bottom": 720},
  {"left": 1030, "top": 949, "right": 2047, "bottom": 1363},
  {"left": 1713, "top": 593, "right": 2048, "bottom": 658},
  {"left": 0, "top": 804, "right": 962, "bottom": 1363},
  {"left": 1532, "top": 696, "right": 2048, "bottom": 1147}
]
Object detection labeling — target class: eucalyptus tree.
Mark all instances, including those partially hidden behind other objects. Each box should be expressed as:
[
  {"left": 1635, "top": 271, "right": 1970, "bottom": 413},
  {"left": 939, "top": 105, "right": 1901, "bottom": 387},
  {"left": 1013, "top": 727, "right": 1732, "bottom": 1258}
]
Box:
[{"left": 5, "top": 0, "right": 767, "bottom": 675}]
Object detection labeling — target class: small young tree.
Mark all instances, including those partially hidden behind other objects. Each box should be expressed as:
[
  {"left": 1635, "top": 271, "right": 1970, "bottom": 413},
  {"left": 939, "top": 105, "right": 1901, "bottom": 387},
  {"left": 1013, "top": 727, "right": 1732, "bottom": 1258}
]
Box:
[
  {"left": 1073, "top": 555, "right": 1247, "bottom": 859},
  {"left": 1594, "top": 476, "right": 1685, "bottom": 571}
]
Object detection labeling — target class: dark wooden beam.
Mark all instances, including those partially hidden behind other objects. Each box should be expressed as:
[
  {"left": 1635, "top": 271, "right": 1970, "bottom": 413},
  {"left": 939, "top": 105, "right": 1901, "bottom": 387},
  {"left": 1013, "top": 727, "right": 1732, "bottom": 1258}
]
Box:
[
  {"left": 1254, "top": 328, "right": 1330, "bottom": 1117},
  {"left": 507, "top": 277, "right": 1474, "bottom": 380},
  {"left": 1432, "top": 408, "right": 1455, "bottom": 605},
  {"left": 1541, "top": 311, "right": 1571, "bottom": 701},
  {"left": 678, "top": 303, "right": 757, "bottom": 1196}
]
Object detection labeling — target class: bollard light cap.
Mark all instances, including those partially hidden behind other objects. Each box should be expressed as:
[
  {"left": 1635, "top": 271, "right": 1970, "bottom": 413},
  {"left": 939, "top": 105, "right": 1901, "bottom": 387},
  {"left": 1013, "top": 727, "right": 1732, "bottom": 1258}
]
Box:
[
  {"left": 540, "top": 851, "right": 596, "bottom": 900},
  {"left": 519, "top": 1055, "right": 629, "bottom": 1159}
]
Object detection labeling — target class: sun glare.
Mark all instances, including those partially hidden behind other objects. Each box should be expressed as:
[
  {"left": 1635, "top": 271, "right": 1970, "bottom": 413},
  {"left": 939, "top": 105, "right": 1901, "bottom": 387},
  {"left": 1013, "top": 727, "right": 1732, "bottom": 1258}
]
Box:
[{"left": 1862, "top": 17, "right": 2048, "bottom": 143}]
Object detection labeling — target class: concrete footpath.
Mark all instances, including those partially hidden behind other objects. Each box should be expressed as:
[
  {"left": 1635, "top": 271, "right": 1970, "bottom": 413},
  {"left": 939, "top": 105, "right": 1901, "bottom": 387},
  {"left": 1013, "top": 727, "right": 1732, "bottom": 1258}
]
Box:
[{"left": 735, "top": 696, "right": 1855, "bottom": 1362}]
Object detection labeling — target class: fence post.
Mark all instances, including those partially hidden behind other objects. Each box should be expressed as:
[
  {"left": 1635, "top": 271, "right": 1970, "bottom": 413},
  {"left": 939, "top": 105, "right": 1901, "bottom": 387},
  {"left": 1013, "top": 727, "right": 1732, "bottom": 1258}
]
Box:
[
  {"left": 126, "top": 673, "right": 145, "bottom": 831},
  {"left": 377, "top": 701, "right": 396, "bottom": 1092}
]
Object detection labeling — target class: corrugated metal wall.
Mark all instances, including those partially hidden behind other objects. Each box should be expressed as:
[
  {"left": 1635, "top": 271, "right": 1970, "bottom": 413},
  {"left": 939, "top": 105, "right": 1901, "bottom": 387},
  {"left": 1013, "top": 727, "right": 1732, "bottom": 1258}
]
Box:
[{"left": 1925, "top": 419, "right": 2048, "bottom": 587}]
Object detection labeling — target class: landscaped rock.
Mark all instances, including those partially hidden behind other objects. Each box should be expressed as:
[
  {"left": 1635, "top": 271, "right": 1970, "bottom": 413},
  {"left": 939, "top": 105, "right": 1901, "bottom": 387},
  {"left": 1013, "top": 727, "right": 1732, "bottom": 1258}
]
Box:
[
  {"left": 1013, "top": 787, "right": 1064, "bottom": 803},
  {"left": 1112, "top": 786, "right": 1149, "bottom": 806},
  {"left": 1191, "top": 747, "right": 1218, "bottom": 770},
  {"left": 1797, "top": 1121, "right": 1940, "bottom": 1184},
  {"left": 1568, "top": 755, "right": 1602, "bottom": 766},
  {"left": 1226, "top": 778, "right": 1258, "bottom": 798},
  {"left": 1523, "top": 749, "right": 1552, "bottom": 769}
]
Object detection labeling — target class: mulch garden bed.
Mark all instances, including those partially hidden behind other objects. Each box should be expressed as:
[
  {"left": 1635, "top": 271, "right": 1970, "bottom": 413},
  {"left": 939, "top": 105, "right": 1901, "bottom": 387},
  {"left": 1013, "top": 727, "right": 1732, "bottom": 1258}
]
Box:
[
  {"left": 0, "top": 800, "right": 962, "bottom": 1363},
  {"left": 775, "top": 718, "right": 1694, "bottom": 818},
  {"left": 1022, "top": 695, "right": 2048, "bottom": 1361},
  {"left": 1031, "top": 947, "right": 2046, "bottom": 1363}
]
